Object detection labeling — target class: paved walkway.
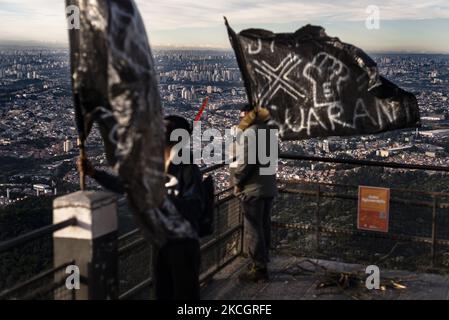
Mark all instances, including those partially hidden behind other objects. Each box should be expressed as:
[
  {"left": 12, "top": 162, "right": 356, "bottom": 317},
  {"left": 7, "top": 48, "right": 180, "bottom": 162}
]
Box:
[{"left": 202, "top": 255, "right": 449, "bottom": 300}]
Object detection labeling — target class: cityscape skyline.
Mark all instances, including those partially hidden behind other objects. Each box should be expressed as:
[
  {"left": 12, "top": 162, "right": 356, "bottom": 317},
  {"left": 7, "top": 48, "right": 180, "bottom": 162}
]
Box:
[
  {"left": 1, "top": 48, "right": 449, "bottom": 204},
  {"left": 0, "top": 0, "right": 448, "bottom": 53},
  {"left": 3, "top": 1, "right": 449, "bottom": 302}
]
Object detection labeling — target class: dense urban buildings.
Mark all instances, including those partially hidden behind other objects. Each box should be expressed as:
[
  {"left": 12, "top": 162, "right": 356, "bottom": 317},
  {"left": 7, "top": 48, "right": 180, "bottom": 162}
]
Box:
[{"left": 1, "top": 46, "right": 449, "bottom": 207}]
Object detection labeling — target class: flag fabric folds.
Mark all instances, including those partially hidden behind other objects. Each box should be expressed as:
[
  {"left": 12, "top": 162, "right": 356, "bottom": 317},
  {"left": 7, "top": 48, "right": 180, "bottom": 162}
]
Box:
[
  {"left": 66, "top": 0, "right": 196, "bottom": 246},
  {"left": 225, "top": 18, "right": 421, "bottom": 140}
]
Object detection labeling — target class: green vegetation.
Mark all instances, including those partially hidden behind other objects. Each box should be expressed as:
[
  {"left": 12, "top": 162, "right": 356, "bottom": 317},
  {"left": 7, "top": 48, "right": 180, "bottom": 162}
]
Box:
[
  {"left": 0, "top": 156, "right": 44, "bottom": 182},
  {"left": 0, "top": 196, "right": 53, "bottom": 291}
]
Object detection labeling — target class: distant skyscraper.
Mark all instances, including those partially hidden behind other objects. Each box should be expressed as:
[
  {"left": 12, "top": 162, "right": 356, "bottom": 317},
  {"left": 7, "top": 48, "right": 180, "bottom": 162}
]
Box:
[
  {"left": 207, "top": 86, "right": 213, "bottom": 94},
  {"left": 63, "top": 138, "right": 73, "bottom": 153},
  {"left": 181, "top": 87, "right": 192, "bottom": 101}
]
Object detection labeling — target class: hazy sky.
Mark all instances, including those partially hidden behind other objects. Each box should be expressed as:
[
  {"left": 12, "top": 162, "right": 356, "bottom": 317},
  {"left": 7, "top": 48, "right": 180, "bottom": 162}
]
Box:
[{"left": 0, "top": 0, "right": 448, "bottom": 52}]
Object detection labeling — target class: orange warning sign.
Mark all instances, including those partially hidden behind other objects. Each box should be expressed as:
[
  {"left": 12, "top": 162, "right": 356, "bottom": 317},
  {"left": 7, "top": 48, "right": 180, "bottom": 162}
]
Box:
[{"left": 358, "top": 186, "right": 390, "bottom": 233}]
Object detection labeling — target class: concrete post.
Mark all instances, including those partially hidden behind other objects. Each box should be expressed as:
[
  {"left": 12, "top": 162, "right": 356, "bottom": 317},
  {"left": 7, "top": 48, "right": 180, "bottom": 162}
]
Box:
[{"left": 53, "top": 191, "right": 118, "bottom": 300}]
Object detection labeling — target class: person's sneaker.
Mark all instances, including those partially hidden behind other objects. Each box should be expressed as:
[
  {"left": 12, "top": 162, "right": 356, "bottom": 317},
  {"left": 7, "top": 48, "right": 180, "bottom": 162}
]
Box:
[{"left": 238, "top": 267, "right": 269, "bottom": 283}]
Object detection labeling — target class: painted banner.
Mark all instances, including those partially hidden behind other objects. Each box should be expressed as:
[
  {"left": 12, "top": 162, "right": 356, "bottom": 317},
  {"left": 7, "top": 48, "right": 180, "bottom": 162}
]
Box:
[
  {"left": 225, "top": 19, "right": 421, "bottom": 140},
  {"left": 358, "top": 186, "right": 390, "bottom": 233}
]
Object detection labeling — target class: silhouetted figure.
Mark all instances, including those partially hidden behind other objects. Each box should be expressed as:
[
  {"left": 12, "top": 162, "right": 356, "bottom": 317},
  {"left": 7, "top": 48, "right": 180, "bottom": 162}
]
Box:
[{"left": 78, "top": 115, "right": 203, "bottom": 300}]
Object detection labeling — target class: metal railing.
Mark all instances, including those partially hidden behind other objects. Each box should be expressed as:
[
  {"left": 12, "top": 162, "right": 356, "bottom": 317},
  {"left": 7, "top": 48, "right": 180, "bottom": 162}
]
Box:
[
  {"left": 1, "top": 152, "right": 449, "bottom": 299},
  {"left": 280, "top": 152, "right": 449, "bottom": 173},
  {"left": 0, "top": 218, "right": 77, "bottom": 254},
  {"left": 0, "top": 217, "right": 77, "bottom": 300},
  {"left": 273, "top": 153, "right": 449, "bottom": 271},
  {"left": 0, "top": 261, "right": 77, "bottom": 300},
  {"left": 0, "top": 164, "right": 242, "bottom": 300},
  {"left": 117, "top": 185, "right": 243, "bottom": 300}
]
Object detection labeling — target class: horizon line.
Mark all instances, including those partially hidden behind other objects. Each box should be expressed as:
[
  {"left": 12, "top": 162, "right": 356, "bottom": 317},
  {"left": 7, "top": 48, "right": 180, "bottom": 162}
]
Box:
[{"left": 0, "top": 41, "right": 448, "bottom": 55}]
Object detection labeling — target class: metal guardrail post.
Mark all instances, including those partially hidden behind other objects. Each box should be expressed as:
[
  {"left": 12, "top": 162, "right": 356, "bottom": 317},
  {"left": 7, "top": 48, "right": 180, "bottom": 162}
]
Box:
[
  {"left": 216, "top": 201, "right": 221, "bottom": 269},
  {"left": 315, "top": 185, "right": 321, "bottom": 252},
  {"left": 53, "top": 191, "right": 119, "bottom": 300},
  {"left": 431, "top": 196, "right": 438, "bottom": 268},
  {"left": 239, "top": 200, "right": 244, "bottom": 256}
]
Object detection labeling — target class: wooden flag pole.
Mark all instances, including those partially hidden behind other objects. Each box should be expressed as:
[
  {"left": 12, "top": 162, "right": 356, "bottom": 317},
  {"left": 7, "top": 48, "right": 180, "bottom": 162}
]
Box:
[{"left": 78, "top": 138, "right": 87, "bottom": 191}]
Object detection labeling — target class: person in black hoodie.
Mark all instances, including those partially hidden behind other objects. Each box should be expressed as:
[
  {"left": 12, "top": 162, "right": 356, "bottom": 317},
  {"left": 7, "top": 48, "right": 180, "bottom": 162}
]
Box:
[
  {"left": 157, "top": 115, "right": 204, "bottom": 300},
  {"left": 77, "top": 115, "right": 204, "bottom": 300}
]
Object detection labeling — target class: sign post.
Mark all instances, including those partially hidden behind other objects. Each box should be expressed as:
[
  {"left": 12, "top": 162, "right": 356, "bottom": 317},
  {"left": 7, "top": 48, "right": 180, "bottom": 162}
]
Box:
[{"left": 358, "top": 186, "right": 390, "bottom": 233}]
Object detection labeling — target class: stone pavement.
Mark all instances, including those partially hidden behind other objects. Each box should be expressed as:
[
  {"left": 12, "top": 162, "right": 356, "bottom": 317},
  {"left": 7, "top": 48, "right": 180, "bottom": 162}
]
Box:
[{"left": 202, "top": 255, "right": 449, "bottom": 300}]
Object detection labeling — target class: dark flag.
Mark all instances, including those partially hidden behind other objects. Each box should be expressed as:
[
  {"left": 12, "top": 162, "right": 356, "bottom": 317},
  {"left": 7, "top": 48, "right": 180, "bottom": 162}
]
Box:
[
  {"left": 225, "top": 18, "right": 421, "bottom": 140},
  {"left": 66, "top": 0, "right": 196, "bottom": 246}
]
